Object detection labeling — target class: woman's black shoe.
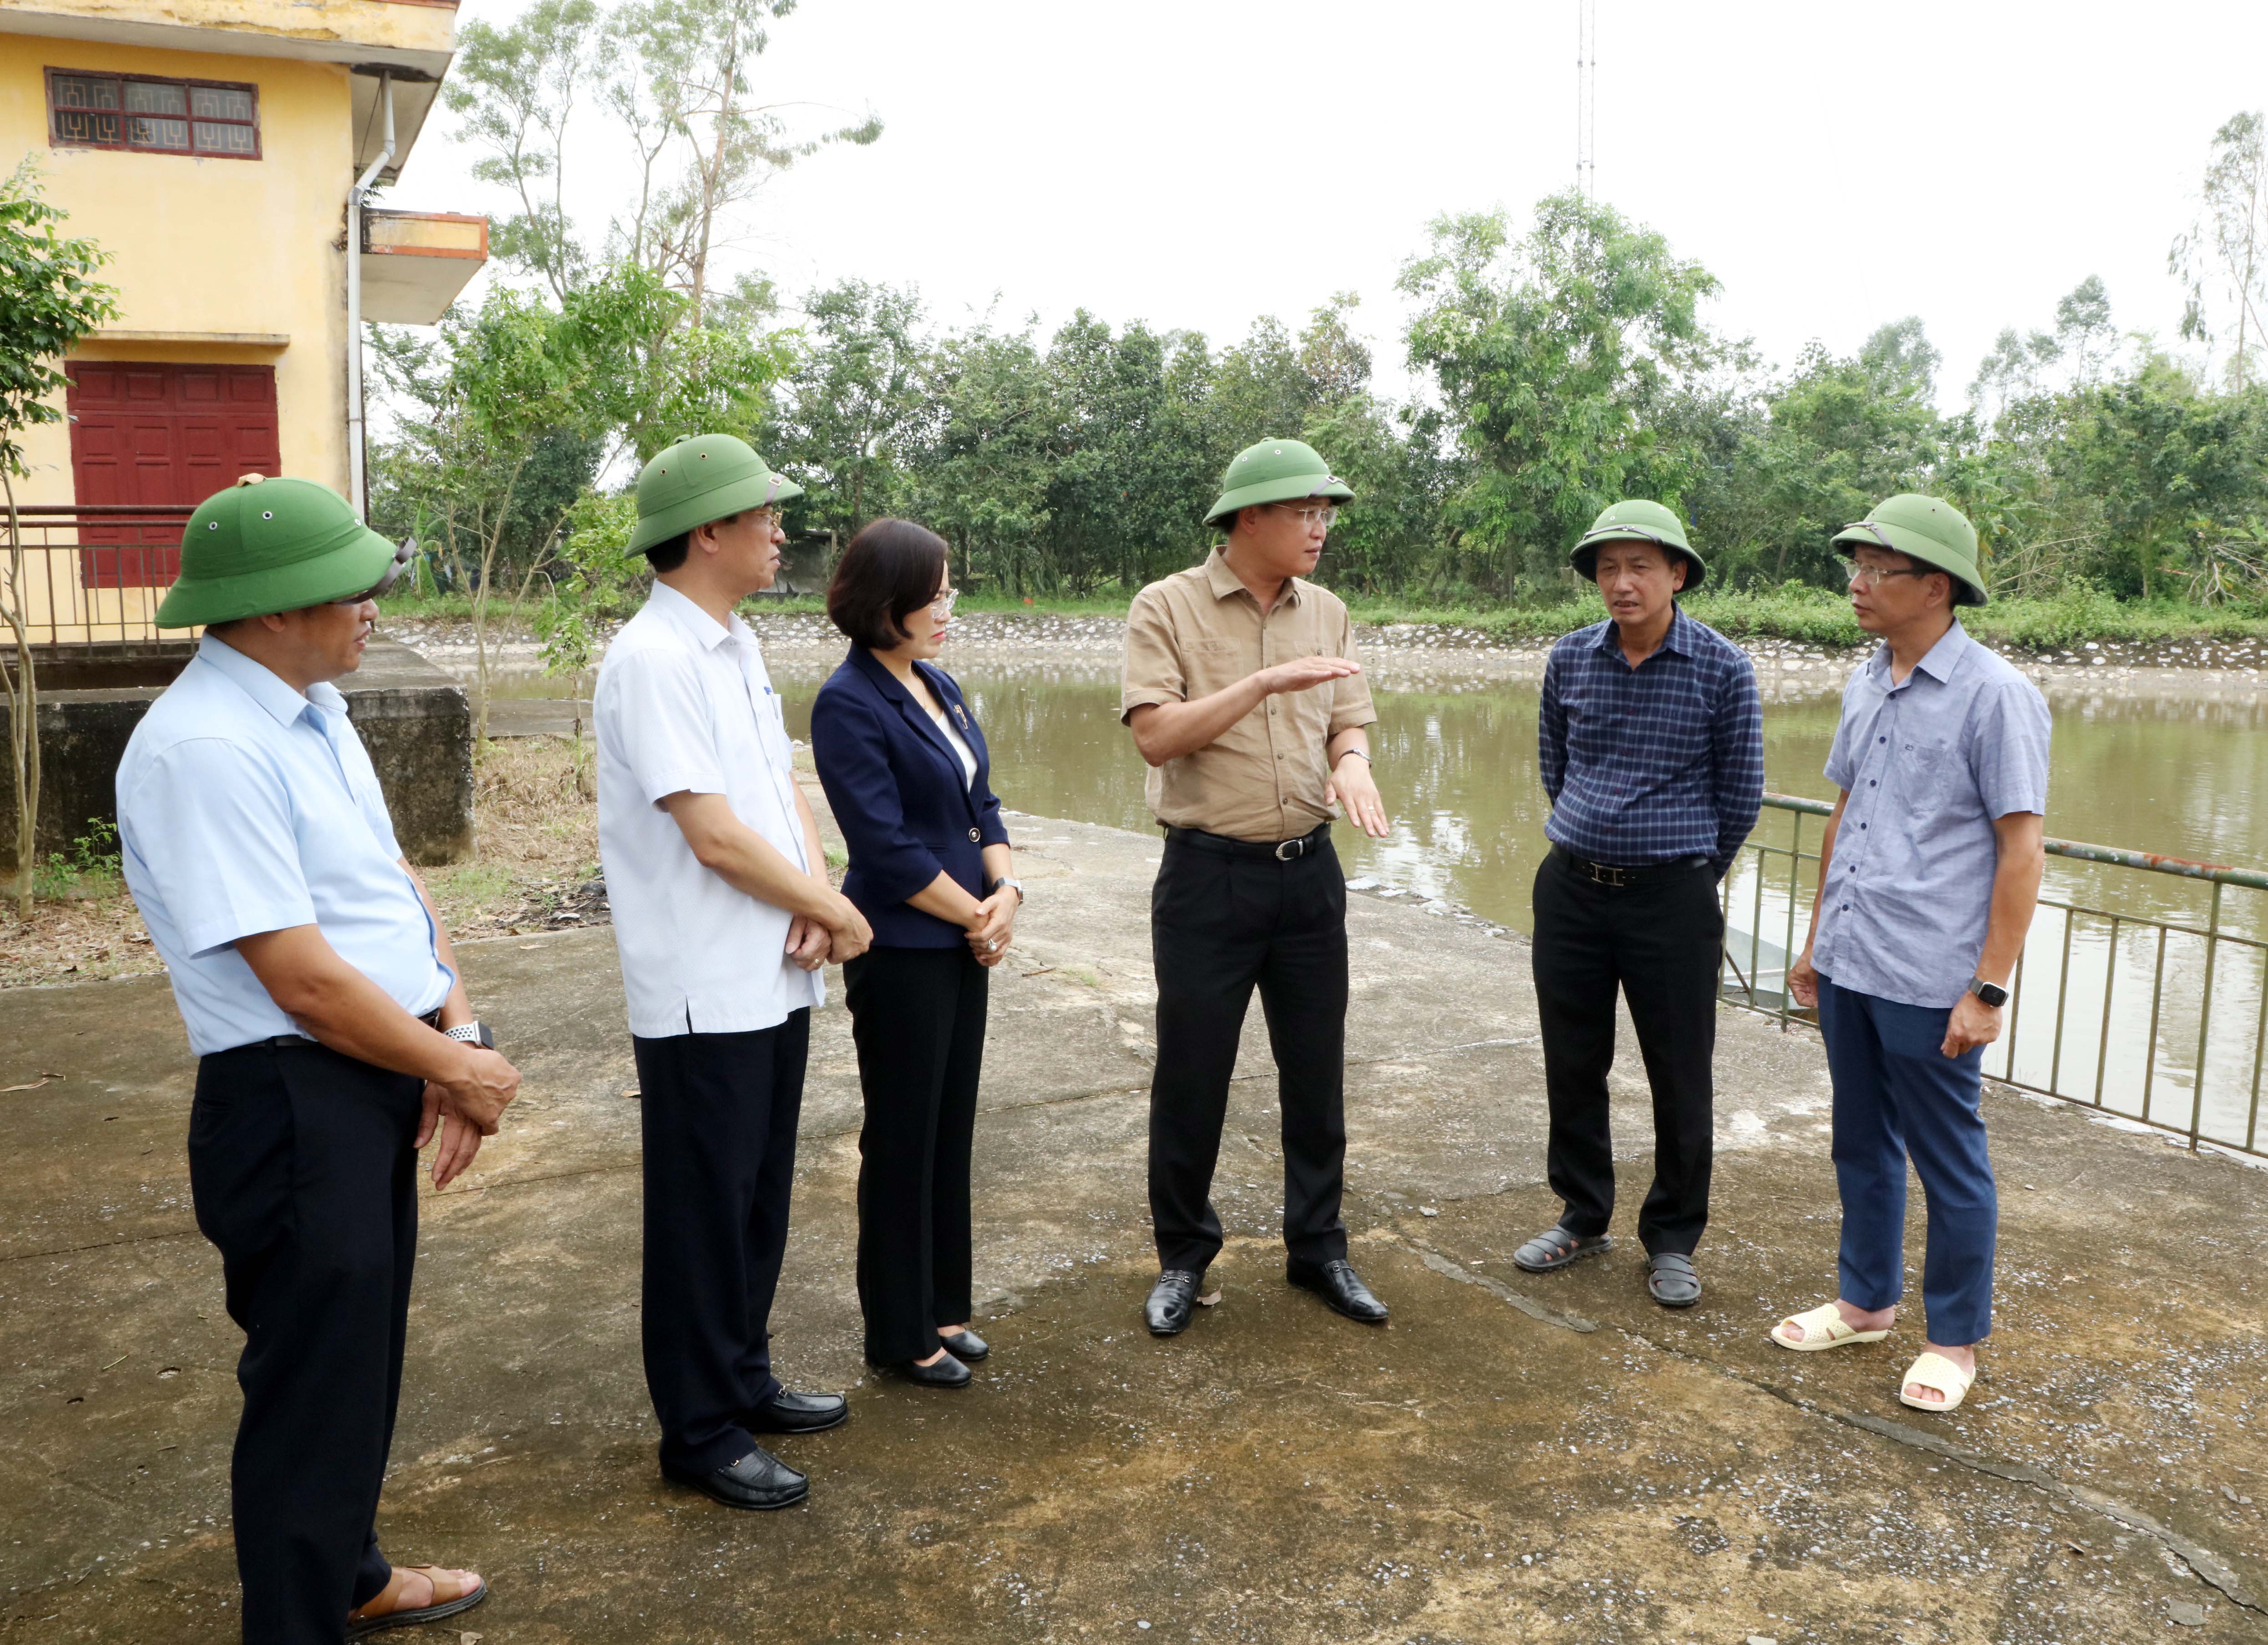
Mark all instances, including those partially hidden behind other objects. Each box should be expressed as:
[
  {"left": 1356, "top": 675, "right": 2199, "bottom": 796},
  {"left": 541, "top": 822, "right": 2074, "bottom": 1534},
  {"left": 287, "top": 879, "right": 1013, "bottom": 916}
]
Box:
[
  {"left": 875, "top": 1351, "right": 971, "bottom": 1388},
  {"left": 937, "top": 1328, "right": 989, "bottom": 1362}
]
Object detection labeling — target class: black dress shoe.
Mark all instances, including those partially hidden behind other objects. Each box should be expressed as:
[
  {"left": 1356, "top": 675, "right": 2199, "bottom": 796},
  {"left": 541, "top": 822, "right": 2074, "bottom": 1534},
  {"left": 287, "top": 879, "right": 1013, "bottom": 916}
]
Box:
[
  {"left": 875, "top": 1351, "right": 971, "bottom": 1388},
  {"left": 1145, "top": 1269, "right": 1205, "bottom": 1336},
  {"left": 1287, "top": 1257, "right": 1389, "bottom": 1323},
  {"left": 746, "top": 1389, "right": 848, "bottom": 1434},
  {"left": 937, "top": 1328, "right": 989, "bottom": 1362},
  {"left": 664, "top": 1446, "right": 809, "bottom": 1511}
]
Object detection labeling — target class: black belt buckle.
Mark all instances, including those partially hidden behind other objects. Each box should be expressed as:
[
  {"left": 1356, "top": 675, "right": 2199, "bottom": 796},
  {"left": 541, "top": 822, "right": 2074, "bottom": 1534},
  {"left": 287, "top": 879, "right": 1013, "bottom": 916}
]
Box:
[
  {"left": 1273, "top": 836, "right": 1308, "bottom": 862},
  {"left": 1583, "top": 858, "right": 1629, "bottom": 888}
]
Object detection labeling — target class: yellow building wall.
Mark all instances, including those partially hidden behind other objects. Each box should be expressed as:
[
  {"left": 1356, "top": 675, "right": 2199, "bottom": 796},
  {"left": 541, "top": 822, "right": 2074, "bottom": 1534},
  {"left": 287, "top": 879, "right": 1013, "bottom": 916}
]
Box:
[{"left": 0, "top": 35, "right": 353, "bottom": 505}]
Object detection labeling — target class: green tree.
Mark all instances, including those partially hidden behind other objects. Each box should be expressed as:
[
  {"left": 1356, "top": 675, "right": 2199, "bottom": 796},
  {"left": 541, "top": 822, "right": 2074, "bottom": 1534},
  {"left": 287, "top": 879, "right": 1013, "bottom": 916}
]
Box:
[
  {"left": 0, "top": 159, "right": 115, "bottom": 918},
  {"left": 770, "top": 279, "right": 930, "bottom": 540},
  {"left": 2172, "top": 111, "right": 2268, "bottom": 391},
  {"left": 903, "top": 323, "right": 1056, "bottom": 592},
  {"left": 2052, "top": 354, "right": 2268, "bottom": 597},
  {"left": 1398, "top": 192, "right": 1723, "bottom": 594},
  {"left": 444, "top": 0, "right": 604, "bottom": 301}
]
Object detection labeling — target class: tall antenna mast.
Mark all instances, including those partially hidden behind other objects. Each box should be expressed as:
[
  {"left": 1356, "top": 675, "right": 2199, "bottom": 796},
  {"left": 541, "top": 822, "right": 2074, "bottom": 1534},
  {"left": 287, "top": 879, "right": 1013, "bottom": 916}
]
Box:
[{"left": 1575, "top": 0, "right": 1597, "bottom": 200}]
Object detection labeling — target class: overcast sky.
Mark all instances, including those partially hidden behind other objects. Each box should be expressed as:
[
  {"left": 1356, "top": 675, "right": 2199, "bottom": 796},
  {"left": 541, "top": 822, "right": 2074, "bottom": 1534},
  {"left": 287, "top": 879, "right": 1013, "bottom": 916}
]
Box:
[{"left": 387, "top": 0, "right": 2268, "bottom": 412}]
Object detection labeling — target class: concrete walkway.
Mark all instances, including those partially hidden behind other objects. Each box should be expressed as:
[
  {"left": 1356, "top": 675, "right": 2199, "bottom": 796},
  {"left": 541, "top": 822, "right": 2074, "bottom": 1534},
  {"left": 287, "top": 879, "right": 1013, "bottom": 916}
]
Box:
[{"left": 4, "top": 807, "right": 2266, "bottom": 1643}]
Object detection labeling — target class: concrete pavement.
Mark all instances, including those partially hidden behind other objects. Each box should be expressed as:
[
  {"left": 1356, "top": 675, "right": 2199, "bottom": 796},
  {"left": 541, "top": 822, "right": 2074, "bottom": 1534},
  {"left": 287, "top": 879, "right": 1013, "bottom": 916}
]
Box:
[{"left": 5, "top": 807, "right": 2266, "bottom": 1643}]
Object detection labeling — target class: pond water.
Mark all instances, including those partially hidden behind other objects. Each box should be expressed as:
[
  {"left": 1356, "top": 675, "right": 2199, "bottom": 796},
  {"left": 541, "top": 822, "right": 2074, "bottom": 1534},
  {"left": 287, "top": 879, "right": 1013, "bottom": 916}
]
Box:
[{"left": 471, "top": 646, "right": 2268, "bottom": 1154}]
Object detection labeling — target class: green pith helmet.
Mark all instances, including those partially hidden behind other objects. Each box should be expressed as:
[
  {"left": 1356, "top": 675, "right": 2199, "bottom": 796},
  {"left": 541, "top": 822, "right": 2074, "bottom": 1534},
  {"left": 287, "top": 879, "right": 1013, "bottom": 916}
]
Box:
[
  {"left": 628, "top": 433, "right": 805, "bottom": 556},
  {"left": 1832, "top": 494, "right": 1986, "bottom": 607},
  {"left": 1570, "top": 499, "right": 1706, "bottom": 590},
  {"left": 156, "top": 475, "right": 403, "bottom": 628},
  {"left": 1202, "top": 438, "right": 1354, "bottom": 530}
]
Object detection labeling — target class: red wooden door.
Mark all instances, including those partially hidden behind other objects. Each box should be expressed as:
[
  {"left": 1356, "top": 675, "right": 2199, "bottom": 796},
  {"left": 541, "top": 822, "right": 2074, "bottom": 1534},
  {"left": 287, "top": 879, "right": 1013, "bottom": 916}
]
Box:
[{"left": 66, "top": 362, "right": 280, "bottom": 586}]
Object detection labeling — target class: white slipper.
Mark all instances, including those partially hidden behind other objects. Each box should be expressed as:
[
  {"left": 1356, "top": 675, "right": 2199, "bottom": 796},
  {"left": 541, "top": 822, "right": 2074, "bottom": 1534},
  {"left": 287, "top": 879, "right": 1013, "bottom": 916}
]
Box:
[
  {"left": 1771, "top": 1303, "right": 1891, "bottom": 1352},
  {"left": 1897, "top": 1351, "right": 1975, "bottom": 1413}
]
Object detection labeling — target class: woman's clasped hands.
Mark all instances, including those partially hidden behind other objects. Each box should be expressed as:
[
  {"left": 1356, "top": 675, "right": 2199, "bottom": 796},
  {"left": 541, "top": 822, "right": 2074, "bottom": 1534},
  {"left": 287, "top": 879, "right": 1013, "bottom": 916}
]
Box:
[{"left": 966, "top": 886, "right": 1019, "bottom": 967}]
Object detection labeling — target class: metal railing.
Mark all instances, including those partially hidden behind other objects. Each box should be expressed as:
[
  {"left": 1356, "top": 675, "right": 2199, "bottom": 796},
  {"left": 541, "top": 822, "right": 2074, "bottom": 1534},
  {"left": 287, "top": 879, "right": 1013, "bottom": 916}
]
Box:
[
  {"left": 2, "top": 505, "right": 197, "bottom": 650},
  {"left": 1722, "top": 793, "right": 2268, "bottom": 1161}
]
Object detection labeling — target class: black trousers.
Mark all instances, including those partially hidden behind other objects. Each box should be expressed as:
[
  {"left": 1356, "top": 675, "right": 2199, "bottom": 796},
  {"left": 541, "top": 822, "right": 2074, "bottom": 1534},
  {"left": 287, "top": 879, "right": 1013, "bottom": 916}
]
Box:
[
  {"left": 633, "top": 1010, "right": 809, "bottom": 1475},
  {"left": 187, "top": 1041, "right": 421, "bottom": 1645},
  {"left": 1149, "top": 828, "right": 1351, "bottom": 1275},
  {"left": 1529, "top": 849, "right": 1723, "bottom": 1256},
  {"left": 845, "top": 945, "right": 988, "bottom": 1364}
]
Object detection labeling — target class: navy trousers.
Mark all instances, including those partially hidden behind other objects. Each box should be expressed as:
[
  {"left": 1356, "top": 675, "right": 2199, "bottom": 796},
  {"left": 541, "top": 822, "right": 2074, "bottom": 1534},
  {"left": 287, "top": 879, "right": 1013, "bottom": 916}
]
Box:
[
  {"left": 845, "top": 945, "right": 988, "bottom": 1365},
  {"left": 1816, "top": 975, "right": 1997, "bottom": 1345},
  {"left": 633, "top": 1011, "right": 810, "bottom": 1475},
  {"left": 1529, "top": 850, "right": 1722, "bottom": 1256},
  {"left": 188, "top": 1041, "right": 419, "bottom": 1645}
]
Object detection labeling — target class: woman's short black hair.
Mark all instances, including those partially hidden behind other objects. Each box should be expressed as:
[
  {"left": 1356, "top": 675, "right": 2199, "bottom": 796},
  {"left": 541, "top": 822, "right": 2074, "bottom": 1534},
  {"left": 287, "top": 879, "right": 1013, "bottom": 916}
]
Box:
[{"left": 827, "top": 518, "right": 949, "bottom": 651}]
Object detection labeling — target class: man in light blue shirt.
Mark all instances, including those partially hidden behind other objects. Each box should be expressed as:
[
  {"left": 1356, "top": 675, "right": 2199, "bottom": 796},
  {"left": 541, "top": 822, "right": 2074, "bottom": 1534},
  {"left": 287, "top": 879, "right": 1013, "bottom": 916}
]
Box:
[
  {"left": 1780, "top": 495, "right": 2049, "bottom": 1418},
  {"left": 117, "top": 476, "right": 520, "bottom": 1644}
]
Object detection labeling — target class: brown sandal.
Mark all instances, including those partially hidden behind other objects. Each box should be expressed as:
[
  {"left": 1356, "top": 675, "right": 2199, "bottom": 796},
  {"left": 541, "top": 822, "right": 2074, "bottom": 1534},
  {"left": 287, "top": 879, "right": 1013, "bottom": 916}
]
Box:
[{"left": 347, "top": 1565, "right": 487, "bottom": 1637}]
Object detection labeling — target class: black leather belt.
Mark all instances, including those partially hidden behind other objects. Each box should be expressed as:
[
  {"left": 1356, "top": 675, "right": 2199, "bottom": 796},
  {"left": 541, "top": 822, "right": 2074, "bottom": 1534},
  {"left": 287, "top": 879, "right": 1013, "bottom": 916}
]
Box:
[
  {"left": 1550, "top": 843, "right": 1710, "bottom": 888},
  {"left": 1164, "top": 822, "right": 1331, "bottom": 863},
  {"left": 246, "top": 1008, "right": 442, "bottom": 1052}
]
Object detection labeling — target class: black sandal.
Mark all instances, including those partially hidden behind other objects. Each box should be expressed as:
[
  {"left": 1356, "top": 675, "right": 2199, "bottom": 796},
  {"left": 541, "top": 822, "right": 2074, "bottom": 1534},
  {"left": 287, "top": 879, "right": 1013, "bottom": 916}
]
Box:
[
  {"left": 1645, "top": 1252, "right": 1701, "bottom": 1308},
  {"left": 1512, "top": 1225, "right": 1612, "bottom": 1273}
]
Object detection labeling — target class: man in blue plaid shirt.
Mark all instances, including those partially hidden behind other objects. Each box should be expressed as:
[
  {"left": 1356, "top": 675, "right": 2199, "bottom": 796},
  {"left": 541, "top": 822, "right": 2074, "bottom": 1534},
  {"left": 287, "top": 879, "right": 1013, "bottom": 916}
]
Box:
[{"left": 1513, "top": 500, "right": 1763, "bottom": 1309}]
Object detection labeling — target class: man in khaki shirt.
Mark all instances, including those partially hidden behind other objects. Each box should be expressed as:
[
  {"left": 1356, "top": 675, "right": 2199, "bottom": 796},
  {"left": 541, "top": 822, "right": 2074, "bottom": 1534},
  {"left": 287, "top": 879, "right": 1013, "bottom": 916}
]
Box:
[{"left": 1121, "top": 438, "right": 1393, "bottom": 1337}]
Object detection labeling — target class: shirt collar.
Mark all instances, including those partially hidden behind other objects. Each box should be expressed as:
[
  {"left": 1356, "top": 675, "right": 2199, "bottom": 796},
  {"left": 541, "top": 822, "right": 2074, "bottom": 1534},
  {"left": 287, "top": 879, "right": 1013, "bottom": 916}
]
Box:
[
  {"left": 1866, "top": 618, "right": 1972, "bottom": 687},
  {"left": 196, "top": 631, "right": 334, "bottom": 728},
  {"left": 1590, "top": 605, "right": 1691, "bottom": 657},
  {"left": 1203, "top": 546, "right": 1303, "bottom": 608},
  {"left": 648, "top": 577, "right": 754, "bottom": 651}
]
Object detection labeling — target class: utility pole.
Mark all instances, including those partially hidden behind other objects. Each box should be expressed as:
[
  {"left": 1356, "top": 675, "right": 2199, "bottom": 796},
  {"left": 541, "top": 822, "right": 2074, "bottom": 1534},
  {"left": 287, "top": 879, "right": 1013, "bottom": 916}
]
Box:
[{"left": 1575, "top": 0, "right": 1597, "bottom": 200}]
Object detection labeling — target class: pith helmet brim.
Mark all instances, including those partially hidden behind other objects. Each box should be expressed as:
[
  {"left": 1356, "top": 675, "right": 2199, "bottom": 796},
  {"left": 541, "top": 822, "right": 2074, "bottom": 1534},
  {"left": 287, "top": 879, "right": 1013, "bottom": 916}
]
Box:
[
  {"left": 1831, "top": 519, "right": 1988, "bottom": 607},
  {"left": 156, "top": 487, "right": 401, "bottom": 629},
  {"left": 628, "top": 470, "right": 805, "bottom": 555},
  {"left": 1570, "top": 528, "right": 1708, "bottom": 592},
  {"left": 1202, "top": 473, "right": 1354, "bottom": 529}
]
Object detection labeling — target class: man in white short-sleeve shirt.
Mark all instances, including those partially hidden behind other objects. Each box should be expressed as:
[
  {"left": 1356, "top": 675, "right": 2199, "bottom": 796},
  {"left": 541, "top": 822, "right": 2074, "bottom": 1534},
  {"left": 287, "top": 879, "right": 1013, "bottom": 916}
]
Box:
[
  {"left": 594, "top": 434, "right": 871, "bottom": 1513},
  {"left": 117, "top": 475, "right": 519, "bottom": 1643}
]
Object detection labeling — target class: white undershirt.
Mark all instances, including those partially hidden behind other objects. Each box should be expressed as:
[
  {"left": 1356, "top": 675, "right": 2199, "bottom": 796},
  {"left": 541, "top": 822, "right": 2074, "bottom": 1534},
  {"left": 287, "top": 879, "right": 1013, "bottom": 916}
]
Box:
[{"left": 926, "top": 703, "right": 977, "bottom": 788}]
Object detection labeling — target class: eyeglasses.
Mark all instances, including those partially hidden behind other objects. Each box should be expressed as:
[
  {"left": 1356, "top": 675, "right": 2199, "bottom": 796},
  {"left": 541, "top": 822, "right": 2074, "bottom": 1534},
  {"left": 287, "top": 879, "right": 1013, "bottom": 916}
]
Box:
[
  {"left": 1271, "top": 504, "right": 1340, "bottom": 530},
  {"left": 929, "top": 588, "right": 959, "bottom": 617},
  {"left": 1848, "top": 562, "right": 1932, "bottom": 590},
  {"left": 335, "top": 539, "right": 415, "bottom": 605}
]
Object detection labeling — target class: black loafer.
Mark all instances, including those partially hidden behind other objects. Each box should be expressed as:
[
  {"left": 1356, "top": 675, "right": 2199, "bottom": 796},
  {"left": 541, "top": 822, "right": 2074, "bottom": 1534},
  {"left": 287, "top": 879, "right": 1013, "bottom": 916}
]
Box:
[
  {"left": 1287, "top": 1257, "right": 1389, "bottom": 1323},
  {"left": 937, "top": 1329, "right": 989, "bottom": 1362},
  {"left": 875, "top": 1351, "right": 972, "bottom": 1388},
  {"left": 745, "top": 1389, "right": 848, "bottom": 1434},
  {"left": 1145, "top": 1269, "right": 1205, "bottom": 1336},
  {"left": 664, "top": 1446, "right": 809, "bottom": 1511},
  {"left": 1646, "top": 1251, "right": 1701, "bottom": 1309}
]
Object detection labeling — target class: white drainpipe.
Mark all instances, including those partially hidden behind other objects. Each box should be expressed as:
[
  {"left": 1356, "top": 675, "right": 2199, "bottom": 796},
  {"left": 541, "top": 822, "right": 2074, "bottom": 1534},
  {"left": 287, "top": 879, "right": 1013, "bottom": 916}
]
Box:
[{"left": 345, "top": 69, "right": 394, "bottom": 520}]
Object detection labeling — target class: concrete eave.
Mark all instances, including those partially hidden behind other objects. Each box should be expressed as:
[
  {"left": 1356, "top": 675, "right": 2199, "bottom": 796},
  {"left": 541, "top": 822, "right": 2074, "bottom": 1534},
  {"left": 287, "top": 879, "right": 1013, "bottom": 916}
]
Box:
[
  {"left": 0, "top": 0, "right": 456, "bottom": 81},
  {"left": 351, "top": 69, "right": 440, "bottom": 184},
  {"left": 360, "top": 209, "right": 486, "bottom": 325}
]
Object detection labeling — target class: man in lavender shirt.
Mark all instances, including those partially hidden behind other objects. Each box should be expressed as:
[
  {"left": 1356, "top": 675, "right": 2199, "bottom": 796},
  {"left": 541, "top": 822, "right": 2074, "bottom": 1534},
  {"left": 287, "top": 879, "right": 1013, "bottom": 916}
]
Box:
[{"left": 1778, "top": 495, "right": 2050, "bottom": 1416}]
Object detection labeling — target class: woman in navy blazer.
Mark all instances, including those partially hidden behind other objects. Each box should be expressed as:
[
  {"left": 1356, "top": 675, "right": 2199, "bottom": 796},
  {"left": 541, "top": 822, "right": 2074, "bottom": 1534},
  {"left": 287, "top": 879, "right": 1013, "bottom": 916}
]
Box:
[{"left": 810, "top": 520, "right": 1018, "bottom": 1388}]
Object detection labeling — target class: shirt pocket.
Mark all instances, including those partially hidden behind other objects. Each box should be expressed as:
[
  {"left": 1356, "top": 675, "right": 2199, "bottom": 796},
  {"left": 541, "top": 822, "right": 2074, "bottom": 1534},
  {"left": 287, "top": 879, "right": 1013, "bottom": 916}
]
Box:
[
  {"left": 1898, "top": 737, "right": 1960, "bottom": 813},
  {"left": 1179, "top": 635, "right": 1249, "bottom": 697}
]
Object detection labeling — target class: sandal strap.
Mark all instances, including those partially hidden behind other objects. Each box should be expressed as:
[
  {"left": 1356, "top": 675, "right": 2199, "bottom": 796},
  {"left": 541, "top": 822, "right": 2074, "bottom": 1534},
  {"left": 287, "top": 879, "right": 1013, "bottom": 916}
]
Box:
[
  {"left": 1903, "top": 1352, "right": 1973, "bottom": 1393},
  {"left": 1780, "top": 1303, "right": 1852, "bottom": 1341},
  {"left": 1647, "top": 1252, "right": 1696, "bottom": 1276}
]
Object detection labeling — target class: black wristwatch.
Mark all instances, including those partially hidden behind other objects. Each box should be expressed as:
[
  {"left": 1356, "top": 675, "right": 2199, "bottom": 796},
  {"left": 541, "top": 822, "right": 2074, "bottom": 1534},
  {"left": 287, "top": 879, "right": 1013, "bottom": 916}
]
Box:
[
  {"left": 1967, "top": 977, "right": 2009, "bottom": 1009},
  {"left": 444, "top": 1020, "right": 496, "bottom": 1049}
]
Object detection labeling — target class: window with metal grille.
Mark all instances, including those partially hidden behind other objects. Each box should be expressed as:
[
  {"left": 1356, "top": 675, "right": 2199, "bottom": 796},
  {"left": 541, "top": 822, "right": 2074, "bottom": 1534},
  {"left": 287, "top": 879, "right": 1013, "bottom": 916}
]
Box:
[{"left": 47, "top": 69, "right": 260, "bottom": 159}]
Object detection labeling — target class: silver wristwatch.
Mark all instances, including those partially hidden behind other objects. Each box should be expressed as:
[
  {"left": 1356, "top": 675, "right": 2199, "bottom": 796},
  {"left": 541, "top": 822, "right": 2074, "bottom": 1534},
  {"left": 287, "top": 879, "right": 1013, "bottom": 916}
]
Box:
[{"left": 989, "top": 877, "right": 1025, "bottom": 903}]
